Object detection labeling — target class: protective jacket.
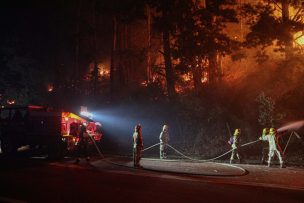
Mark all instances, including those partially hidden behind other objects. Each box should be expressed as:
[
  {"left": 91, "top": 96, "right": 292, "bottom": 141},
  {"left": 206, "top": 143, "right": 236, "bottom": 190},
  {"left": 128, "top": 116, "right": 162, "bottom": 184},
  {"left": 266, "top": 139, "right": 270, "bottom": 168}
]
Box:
[
  {"left": 159, "top": 130, "right": 169, "bottom": 145},
  {"left": 159, "top": 125, "right": 169, "bottom": 159},
  {"left": 260, "top": 132, "right": 281, "bottom": 151},
  {"left": 259, "top": 129, "right": 284, "bottom": 167},
  {"left": 133, "top": 127, "right": 143, "bottom": 167},
  {"left": 229, "top": 129, "right": 241, "bottom": 163}
]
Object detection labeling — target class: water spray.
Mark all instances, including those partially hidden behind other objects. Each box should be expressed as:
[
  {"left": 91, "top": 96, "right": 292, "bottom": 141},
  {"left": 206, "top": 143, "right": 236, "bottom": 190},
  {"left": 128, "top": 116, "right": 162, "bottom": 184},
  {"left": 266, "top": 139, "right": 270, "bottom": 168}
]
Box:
[{"left": 278, "top": 120, "right": 304, "bottom": 132}]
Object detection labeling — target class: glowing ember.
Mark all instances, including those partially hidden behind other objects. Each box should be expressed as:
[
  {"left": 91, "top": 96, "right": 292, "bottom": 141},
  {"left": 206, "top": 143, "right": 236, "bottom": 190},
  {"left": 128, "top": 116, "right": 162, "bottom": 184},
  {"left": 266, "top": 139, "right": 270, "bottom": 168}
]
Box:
[
  {"left": 7, "top": 100, "right": 15, "bottom": 105},
  {"left": 181, "top": 73, "right": 192, "bottom": 82},
  {"left": 47, "top": 84, "right": 54, "bottom": 92},
  {"left": 175, "top": 86, "right": 183, "bottom": 93},
  {"left": 201, "top": 72, "right": 208, "bottom": 83},
  {"left": 99, "top": 70, "right": 110, "bottom": 76},
  {"left": 98, "top": 63, "right": 110, "bottom": 76},
  {"left": 140, "top": 81, "right": 148, "bottom": 87}
]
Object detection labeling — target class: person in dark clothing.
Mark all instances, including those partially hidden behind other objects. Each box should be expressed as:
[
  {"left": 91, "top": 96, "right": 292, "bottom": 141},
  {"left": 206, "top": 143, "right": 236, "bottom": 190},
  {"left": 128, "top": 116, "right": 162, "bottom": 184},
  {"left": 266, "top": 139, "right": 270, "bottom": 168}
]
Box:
[{"left": 75, "top": 125, "right": 90, "bottom": 164}]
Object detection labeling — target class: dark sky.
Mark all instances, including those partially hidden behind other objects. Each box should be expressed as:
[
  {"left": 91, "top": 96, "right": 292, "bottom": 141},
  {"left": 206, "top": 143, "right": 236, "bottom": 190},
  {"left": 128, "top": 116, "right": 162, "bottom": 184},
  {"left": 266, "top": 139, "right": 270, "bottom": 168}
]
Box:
[{"left": 0, "top": 0, "right": 112, "bottom": 76}]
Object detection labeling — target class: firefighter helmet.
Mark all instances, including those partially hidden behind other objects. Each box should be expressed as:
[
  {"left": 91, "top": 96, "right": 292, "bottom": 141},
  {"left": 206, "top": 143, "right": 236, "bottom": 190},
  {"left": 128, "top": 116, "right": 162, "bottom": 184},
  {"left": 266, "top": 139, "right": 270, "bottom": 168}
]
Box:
[
  {"left": 234, "top": 128, "right": 241, "bottom": 136},
  {"left": 269, "top": 128, "right": 276, "bottom": 135},
  {"left": 262, "top": 128, "right": 269, "bottom": 135},
  {"left": 162, "top": 124, "right": 168, "bottom": 131},
  {"left": 135, "top": 124, "right": 141, "bottom": 132}
]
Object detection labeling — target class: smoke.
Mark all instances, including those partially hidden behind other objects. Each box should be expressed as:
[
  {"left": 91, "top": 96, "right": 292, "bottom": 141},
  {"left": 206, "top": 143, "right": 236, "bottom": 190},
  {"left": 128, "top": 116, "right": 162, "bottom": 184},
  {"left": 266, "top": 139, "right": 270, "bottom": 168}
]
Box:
[
  {"left": 90, "top": 104, "right": 174, "bottom": 153},
  {"left": 277, "top": 120, "right": 304, "bottom": 132}
]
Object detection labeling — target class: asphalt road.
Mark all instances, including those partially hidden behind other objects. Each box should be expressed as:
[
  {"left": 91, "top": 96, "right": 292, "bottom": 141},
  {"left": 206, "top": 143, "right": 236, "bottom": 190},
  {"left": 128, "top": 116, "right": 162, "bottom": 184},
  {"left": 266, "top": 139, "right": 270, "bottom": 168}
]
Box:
[{"left": 0, "top": 157, "right": 303, "bottom": 203}]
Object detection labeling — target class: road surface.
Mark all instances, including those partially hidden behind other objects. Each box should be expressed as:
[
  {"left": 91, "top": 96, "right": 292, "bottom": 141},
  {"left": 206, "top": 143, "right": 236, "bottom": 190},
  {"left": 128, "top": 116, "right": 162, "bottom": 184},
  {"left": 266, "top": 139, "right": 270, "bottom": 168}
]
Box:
[{"left": 0, "top": 156, "right": 303, "bottom": 203}]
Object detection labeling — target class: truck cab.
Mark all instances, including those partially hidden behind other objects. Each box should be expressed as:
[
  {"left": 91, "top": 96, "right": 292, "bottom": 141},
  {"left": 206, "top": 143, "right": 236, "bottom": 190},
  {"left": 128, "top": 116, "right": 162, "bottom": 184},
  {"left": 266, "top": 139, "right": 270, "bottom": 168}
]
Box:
[{"left": 0, "top": 106, "right": 63, "bottom": 158}]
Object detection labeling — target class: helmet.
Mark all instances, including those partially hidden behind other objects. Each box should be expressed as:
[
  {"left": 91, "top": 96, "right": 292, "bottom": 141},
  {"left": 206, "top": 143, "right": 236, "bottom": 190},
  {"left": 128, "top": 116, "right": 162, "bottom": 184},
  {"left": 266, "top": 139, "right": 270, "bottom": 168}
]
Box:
[
  {"left": 162, "top": 124, "right": 168, "bottom": 131},
  {"left": 135, "top": 124, "right": 141, "bottom": 132},
  {"left": 234, "top": 128, "right": 241, "bottom": 136},
  {"left": 269, "top": 128, "right": 276, "bottom": 135},
  {"left": 262, "top": 128, "right": 269, "bottom": 135}
]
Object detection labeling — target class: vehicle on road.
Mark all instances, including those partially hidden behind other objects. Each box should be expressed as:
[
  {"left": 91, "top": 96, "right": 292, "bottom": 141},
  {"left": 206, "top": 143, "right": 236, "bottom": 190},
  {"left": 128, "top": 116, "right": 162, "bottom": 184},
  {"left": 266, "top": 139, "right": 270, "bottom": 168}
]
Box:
[{"left": 0, "top": 105, "right": 102, "bottom": 158}]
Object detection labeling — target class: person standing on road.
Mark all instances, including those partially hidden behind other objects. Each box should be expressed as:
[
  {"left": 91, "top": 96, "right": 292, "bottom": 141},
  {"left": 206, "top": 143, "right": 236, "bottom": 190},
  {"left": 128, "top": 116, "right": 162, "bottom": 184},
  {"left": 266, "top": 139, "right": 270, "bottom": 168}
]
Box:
[
  {"left": 159, "top": 124, "right": 169, "bottom": 159},
  {"left": 133, "top": 124, "right": 143, "bottom": 168},
  {"left": 75, "top": 124, "right": 90, "bottom": 164},
  {"left": 259, "top": 128, "right": 285, "bottom": 168},
  {"left": 229, "top": 128, "right": 242, "bottom": 164},
  {"left": 259, "top": 128, "right": 269, "bottom": 164}
]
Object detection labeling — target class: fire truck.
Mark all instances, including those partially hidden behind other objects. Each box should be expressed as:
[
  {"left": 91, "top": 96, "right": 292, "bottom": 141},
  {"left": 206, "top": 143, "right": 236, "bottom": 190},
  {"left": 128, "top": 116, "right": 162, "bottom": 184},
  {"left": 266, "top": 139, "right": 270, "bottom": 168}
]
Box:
[{"left": 0, "top": 105, "right": 102, "bottom": 158}]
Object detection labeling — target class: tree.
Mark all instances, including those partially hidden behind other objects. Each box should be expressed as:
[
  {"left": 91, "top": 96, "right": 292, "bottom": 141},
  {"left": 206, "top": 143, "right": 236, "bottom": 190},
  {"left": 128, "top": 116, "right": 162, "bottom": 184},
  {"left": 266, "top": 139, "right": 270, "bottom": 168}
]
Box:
[
  {"left": 243, "top": 0, "right": 304, "bottom": 59},
  {"left": 147, "top": 0, "right": 180, "bottom": 99},
  {"left": 256, "top": 92, "right": 275, "bottom": 126},
  {"left": 96, "top": 0, "right": 147, "bottom": 96},
  {"left": 172, "top": 0, "right": 239, "bottom": 92}
]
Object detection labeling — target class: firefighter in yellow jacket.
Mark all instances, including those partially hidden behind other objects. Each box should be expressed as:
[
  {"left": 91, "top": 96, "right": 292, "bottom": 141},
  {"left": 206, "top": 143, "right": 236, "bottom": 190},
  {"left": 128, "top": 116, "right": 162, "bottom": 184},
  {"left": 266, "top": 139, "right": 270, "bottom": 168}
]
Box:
[
  {"left": 159, "top": 124, "right": 169, "bottom": 159},
  {"left": 133, "top": 124, "right": 144, "bottom": 168},
  {"left": 229, "top": 128, "right": 242, "bottom": 164},
  {"left": 259, "top": 128, "right": 285, "bottom": 168}
]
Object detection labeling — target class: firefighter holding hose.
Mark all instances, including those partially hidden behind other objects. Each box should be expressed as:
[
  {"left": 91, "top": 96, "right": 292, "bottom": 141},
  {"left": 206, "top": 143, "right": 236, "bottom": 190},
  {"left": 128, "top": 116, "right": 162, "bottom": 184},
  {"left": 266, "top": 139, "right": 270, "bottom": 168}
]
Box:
[
  {"left": 133, "top": 124, "right": 144, "bottom": 168},
  {"left": 229, "top": 128, "right": 242, "bottom": 164},
  {"left": 260, "top": 128, "right": 269, "bottom": 164},
  {"left": 159, "top": 124, "right": 170, "bottom": 159},
  {"left": 259, "top": 128, "right": 285, "bottom": 168}
]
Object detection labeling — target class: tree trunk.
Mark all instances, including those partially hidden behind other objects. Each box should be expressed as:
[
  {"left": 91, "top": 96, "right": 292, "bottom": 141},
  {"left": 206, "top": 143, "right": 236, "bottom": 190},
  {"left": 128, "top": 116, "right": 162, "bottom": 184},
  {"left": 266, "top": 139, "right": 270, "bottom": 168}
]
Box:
[
  {"left": 74, "top": 0, "right": 82, "bottom": 95},
  {"left": 92, "top": 0, "right": 98, "bottom": 96},
  {"left": 162, "top": 10, "right": 176, "bottom": 100},
  {"left": 208, "top": 52, "right": 218, "bottom": 84},
  {"left": 282, "top": 0, "right": 293, "bottom": 59},
  {"left": 193, "top": 67, "right": 202, "bottom": 94},
  {"left": 192, "top": 57, "right": 202, "bottom": 94},
  {"left": 162, "top": 28, "right": 176, "bottom": 99},
  {"left": 110, "top": 16, "right": 117, "bottom": 95},
  {"left": 147, "top": 5, "right": 152, "bottom": 83}
]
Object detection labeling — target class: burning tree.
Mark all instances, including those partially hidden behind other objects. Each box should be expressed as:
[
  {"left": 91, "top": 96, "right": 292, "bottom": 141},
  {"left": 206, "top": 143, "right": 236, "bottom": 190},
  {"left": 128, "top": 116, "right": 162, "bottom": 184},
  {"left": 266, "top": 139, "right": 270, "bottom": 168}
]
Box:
[
  {"left": 171, "top": 0, "right": 240, "bottom": 93},
  {"left": 242, "top": 0, "right": 304, "bottom": 59}
]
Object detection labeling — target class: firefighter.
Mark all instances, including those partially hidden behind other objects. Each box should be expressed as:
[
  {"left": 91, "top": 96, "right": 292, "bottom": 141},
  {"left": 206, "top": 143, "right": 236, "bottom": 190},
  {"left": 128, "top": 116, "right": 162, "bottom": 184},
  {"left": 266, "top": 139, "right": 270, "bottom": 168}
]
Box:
[
  {"left": 259, "top": 128, "right": 269, "bottom": 164},
  {"left": 159, "top": 124, "right": 169, "bottom": 159},
  {"left": 75, "top": 125, "right": 90, "bottom": 164},
  {"left": 259, "top": 128, "right": 285, "bottom": 168},
  {"left": 229, "top": 128, "right": 242, "bottom": 164},
  {"left": 133, "top": 124, "right": 143, "bottom": 168}
]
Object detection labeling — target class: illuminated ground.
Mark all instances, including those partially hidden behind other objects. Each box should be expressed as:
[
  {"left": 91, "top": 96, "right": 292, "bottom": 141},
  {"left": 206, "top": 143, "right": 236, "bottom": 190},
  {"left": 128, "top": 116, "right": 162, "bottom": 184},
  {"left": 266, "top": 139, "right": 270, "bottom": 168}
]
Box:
[{"left": 90, "top": 156, "right": 304, "bottom": 191}]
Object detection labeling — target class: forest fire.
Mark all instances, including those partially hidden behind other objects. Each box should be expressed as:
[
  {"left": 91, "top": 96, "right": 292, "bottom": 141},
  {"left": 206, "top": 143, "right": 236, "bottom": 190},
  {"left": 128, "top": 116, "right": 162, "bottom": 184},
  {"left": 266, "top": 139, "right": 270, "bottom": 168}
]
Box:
[
  {"left": 181, "top": 73, "right": 191, "bottom": 82},
  {"left": 294, "top": 31, "right": 304, "bottom": 46},
  {"left": 98, "top": 63, "right": 110, "bottom": 76}
]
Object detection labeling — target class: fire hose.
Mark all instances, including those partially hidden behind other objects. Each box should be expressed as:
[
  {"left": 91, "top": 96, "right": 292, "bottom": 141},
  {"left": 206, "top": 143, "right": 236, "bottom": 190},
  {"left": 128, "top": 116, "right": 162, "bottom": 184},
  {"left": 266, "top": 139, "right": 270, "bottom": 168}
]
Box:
[
  {"left": 141, "top": 139, "right": 260, "bottom": 162},
  {"left": 87, "top": 134, "right": 262, "bottom": 176}
]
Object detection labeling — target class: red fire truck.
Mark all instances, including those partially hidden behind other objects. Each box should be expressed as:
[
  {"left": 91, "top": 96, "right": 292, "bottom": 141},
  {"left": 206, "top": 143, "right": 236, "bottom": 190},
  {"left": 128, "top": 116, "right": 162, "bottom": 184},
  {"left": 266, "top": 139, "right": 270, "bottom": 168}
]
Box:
[{"left": 0, "top": 105, "right": 102, "bottom": 158}]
